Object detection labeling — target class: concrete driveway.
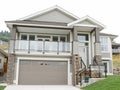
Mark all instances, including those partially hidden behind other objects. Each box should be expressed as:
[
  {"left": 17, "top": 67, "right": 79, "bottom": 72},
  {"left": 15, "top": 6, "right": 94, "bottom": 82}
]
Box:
[{"left": 5, "top": 85, "right": 80, "bottom": 90}]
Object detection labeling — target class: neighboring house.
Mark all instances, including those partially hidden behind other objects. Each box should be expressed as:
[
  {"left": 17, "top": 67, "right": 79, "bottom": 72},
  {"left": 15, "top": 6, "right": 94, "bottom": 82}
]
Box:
[
  {"left": 0, "top": 49, "right": 8, "bottom": 75},
  {"left": 112, "top": 42, "right": 120, "bottom": 54},
  {"left": 100, "top": 33, "right": 117, "bottom": 75},
  {"left": 5, "top": 6, "right": 117, "bottom": 86}
]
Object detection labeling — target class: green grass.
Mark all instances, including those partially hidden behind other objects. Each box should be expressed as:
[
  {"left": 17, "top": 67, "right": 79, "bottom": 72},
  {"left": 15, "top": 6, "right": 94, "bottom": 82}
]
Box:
[
  {"left": 82, "top": 76, "right": 120, "bottom": 90},
  {"left": 0, "top": 86, "right": 5, "bottom": 90}
]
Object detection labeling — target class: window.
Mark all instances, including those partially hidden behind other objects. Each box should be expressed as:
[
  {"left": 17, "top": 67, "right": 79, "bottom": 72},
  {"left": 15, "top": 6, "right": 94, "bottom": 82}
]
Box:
[
  {"left": 21, "top": 35, "right": 27, "bottom": 40},
  {"left": 78, "top": 34, "right": 88, "bottom": 42},
  {"left": 52, "top": 36, "right": 58, "bottom": 41},
  {"left": 29, "top": 35, "right": 35, "bottom": 40},
  {"left": 52, "top": 36, "right": 66, "bottom": 42},
  {"left": 100, "top": 37, "right": 108, "bottom": 52},
  {"left": 60, "top": 37, "right": 66, "bottom": 42}
]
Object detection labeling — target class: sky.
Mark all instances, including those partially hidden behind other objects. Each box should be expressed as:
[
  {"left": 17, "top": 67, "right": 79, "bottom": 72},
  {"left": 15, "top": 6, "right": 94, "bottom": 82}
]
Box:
[{"left": 0, "top": 0, "right": 120, "bottom": 43}]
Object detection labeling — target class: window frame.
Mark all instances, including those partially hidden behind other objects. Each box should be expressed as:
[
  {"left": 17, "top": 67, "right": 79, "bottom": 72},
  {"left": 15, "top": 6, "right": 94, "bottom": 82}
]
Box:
[{"left": 100, "top": 36, "right": 109, "bottom": 52}]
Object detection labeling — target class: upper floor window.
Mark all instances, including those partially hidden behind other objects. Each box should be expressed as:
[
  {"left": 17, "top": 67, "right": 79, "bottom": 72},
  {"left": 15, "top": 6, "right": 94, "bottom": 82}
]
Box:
[
  {"left": 29, "top": 35, "right": 35, "bottom": 40},
  {"left": 100, "top": 37, "right": 109, "bottom": 52},
  {"left": 52, "top": 36, "right": 66, "bottom": 42},
  {"left": 21, "top": 35, "right": 27, "bottom": 40},
  {"left": 21, "top": 34, "right": 35, "bottom": 40},
  {"left": 78, "top": 34, "right": 88, "bottom": 42},
  {"left": 60, "top": 37, "right": 66, "bottom": 42},
  {"left": 52, "top": 36, "right": 58, "bottom": 42}
]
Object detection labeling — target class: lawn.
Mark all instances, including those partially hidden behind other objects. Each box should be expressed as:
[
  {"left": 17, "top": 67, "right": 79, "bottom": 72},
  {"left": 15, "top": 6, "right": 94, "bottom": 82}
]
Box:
[
  {"left": 82, "top": 76, "right": 120, "bottom": 90},
  {"left": 0, "top": 86, "right": 5, "bottom": 90},
  {"left": 113, "top": 54, "right": 120, "bottom": 68}
]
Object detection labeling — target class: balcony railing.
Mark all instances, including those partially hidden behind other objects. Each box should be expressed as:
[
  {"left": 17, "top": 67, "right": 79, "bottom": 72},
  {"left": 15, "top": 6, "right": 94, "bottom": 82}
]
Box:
[
  {"left": 112, "top": 49, "right": 120, "bottom": 54},
  {"left": 9, "top": 40, "right": 72, "bottom": 54}
]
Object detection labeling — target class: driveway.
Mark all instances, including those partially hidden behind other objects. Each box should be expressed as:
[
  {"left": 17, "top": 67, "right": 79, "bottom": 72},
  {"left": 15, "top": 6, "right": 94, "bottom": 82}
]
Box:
[{"left": 5, "top": 85, "right": 80, "bottom": 90}]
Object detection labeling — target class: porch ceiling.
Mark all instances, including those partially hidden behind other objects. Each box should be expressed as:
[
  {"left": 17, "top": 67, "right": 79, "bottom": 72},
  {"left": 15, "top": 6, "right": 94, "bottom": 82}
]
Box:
[{"left": 17, "top": 26, "right": 71, "bottom": 34}]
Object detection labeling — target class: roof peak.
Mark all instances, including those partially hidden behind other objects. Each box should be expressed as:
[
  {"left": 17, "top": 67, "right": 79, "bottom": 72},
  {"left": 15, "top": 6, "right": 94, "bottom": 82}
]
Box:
[{"left": 19, "top": 5, "right": 79, "bottom": 20}]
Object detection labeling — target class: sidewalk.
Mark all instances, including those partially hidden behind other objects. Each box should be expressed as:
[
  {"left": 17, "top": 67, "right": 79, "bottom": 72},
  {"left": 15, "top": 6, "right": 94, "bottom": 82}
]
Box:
[{"left": 5, "top": 85, "right": 80, "bottom": 90}]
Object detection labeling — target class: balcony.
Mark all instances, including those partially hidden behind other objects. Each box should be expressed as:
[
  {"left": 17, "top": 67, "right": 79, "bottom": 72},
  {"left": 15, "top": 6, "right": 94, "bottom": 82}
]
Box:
[
  {"left": 9, "top": 40, "right": 72, "bottom": 55},
  {"left": 112, "top": 49, "right": 120, "bottom": 54}
]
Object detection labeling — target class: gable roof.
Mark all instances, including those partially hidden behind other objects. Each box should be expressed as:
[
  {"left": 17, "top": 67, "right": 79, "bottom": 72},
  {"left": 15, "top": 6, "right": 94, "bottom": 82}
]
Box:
[
  {"left": 68, "top": 15, "right": 105, "bottom": 30},
  {"left": 19, "top": 5, "right": 79, "bottom": 21}
]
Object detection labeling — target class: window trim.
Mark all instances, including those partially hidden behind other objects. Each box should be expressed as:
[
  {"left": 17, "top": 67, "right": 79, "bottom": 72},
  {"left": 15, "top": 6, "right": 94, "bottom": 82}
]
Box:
[
  {"left": 52, "top": 35, "right": 67, "bottom": 42},
  {"left": 100, "top": 36, "right": 109, "bottom": 52},
  {"left": 19, "top": 33, "right": 67, "bottom": 42}
]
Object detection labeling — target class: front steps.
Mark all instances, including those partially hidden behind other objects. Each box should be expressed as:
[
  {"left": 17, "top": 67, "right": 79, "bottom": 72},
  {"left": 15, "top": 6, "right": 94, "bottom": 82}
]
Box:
[{"left": 76, "top": 78, "right": 105, "bottom": 88}]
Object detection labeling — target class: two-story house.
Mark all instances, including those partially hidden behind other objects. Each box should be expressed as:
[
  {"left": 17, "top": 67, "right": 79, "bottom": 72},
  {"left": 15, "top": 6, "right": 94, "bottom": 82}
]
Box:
[{"left": 5, "top": 6, "right": 117, "bottom": 86}]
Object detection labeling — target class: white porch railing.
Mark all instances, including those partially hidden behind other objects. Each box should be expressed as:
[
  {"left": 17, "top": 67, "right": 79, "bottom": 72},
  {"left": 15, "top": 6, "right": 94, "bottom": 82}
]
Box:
[{"left": 10, "top": 40, "right": 72, "bottom": 54}]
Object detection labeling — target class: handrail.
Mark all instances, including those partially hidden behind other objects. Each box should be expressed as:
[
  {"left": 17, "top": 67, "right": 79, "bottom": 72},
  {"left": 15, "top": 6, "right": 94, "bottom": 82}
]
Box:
[
  {"left": 93, "top": 56, "right": 98, "bottom": 65},
  {"left": 80, "top": 57, "right": 86, "bottom": 70},
  {"left": 76, "top": 57, "right": 86, "bottom": 75},
  {"left": 76, "top": 57, "right": 87, "bottom": 85}
]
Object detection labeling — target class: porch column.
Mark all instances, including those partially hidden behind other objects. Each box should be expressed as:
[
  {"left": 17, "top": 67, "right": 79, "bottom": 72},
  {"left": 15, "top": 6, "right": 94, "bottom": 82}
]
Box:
[
  {"left": 73, "top": 26, "right": 79, "bottom": 54},
  {"left": 10, "top": 25, "right": 16, "bottom": 40},
  {"left": 9, "top": 25, "right": 17, "bottom": 53},
  {"left": 72, "top": 26, "right": 79, "bottom": 86},
  {"left": 6, "top": 54, "right": 15, "bottom": 84},
  {"left": 94, "top": 28, "right": 102, "bottom": 65},
  {"left": 6, "top": 25, "right": 16, "bottom": 84}
]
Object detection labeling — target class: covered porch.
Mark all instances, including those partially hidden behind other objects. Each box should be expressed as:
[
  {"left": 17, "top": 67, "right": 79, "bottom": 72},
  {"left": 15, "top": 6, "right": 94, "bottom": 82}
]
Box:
[{"left": 9, "top": 25, "right": 72, "bottom": 55}]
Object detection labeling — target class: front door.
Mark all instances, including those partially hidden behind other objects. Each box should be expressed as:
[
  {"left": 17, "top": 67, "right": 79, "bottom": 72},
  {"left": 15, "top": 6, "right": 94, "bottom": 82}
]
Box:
[{"left": 79, "top": 46, "right": 88, "bottom": 67}]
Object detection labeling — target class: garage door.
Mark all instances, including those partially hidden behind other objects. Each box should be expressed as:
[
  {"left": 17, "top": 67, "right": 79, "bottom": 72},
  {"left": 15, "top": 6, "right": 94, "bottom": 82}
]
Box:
[{"left": 18, "top": 60, "right": 68, "bottom": 85}]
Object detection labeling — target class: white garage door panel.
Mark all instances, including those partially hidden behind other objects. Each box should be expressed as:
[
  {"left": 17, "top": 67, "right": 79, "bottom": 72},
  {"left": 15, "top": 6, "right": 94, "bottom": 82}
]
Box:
[{"left": 18, "top": 60, "right": 68, "bottom": 85}]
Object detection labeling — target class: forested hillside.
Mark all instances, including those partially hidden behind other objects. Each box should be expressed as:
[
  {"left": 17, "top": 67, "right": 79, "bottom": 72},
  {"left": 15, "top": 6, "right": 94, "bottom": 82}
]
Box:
[{"left": 0, "top": 31, "right": 10, "bottom": 42}]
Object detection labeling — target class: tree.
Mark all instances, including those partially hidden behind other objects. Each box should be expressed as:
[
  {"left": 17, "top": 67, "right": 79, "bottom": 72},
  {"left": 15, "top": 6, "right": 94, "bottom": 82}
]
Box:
[{"left": 0, "top": 30, "right": 10, "bottom": 42}]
